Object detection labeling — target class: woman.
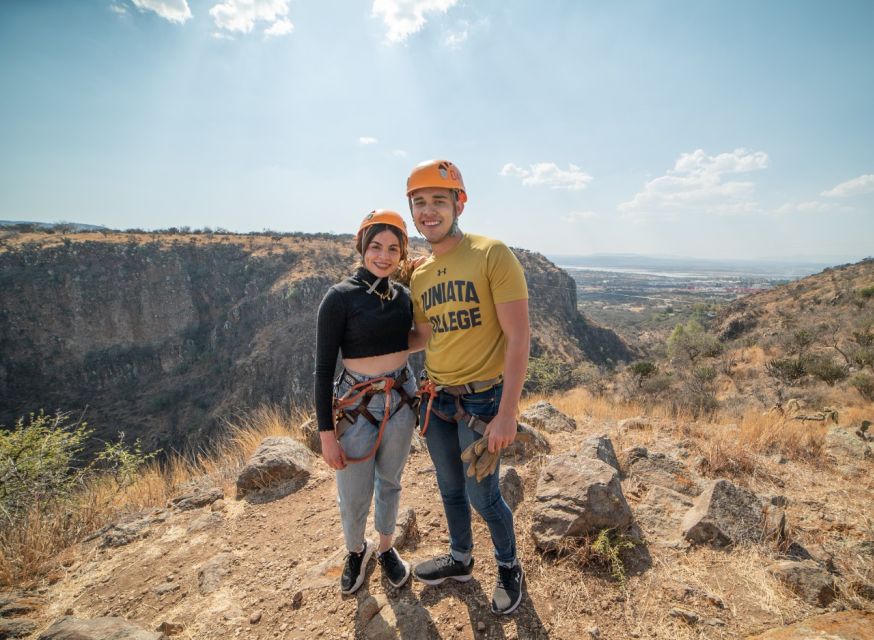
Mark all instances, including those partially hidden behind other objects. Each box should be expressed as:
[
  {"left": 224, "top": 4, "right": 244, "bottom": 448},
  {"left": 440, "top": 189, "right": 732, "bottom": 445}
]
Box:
[{"left": 314, "top": 210, "right": 418, "bottom": 595}]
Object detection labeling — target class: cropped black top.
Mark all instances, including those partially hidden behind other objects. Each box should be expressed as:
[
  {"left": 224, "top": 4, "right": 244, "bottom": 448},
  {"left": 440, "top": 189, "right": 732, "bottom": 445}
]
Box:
[{"left": 314, "top": 267, "right": 413, "bottom": 431}]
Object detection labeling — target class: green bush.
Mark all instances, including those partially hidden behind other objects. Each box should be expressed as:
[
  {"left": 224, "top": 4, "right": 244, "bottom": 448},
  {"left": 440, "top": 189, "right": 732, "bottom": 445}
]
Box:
[
  {"left": 802, "top": 356, "right": 848, "bottom": 386},
  {"left": 850, "top": 373, "right": 874, "bottom": 401},
  {"left": 0, "top": 412, "right": 90, "bottom": 522},
  {"left": 765, "top": 357, "right": 807, "bottom": 385},
  {"left": 0, "top": 412, "right": 158, "bottom": 529},
  {"left": 525, "top": 356, "right": 579, "bottom": 394},
  {"left": 667, "top": 320, "right": 722, "bottom": 363},
  {"left": 629, "top": 361, "right": 657, "bottom": 387}
]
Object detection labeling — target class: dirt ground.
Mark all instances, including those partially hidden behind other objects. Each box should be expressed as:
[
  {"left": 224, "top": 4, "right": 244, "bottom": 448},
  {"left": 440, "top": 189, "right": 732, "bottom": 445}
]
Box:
[{"left": 17, "top": 414, "right": 874, "bottom": 640}]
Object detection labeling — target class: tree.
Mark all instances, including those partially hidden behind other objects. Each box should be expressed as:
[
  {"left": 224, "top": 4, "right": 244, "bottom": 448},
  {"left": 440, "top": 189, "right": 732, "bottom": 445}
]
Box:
[{"left": 667, "top": 320, "right": 721, "bottom": 363}]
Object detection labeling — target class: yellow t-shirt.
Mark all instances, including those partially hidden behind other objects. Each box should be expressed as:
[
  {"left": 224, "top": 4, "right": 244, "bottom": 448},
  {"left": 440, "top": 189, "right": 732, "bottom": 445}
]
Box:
[{"left": 411, "top": 233, "right": 528, "bottom": 386}]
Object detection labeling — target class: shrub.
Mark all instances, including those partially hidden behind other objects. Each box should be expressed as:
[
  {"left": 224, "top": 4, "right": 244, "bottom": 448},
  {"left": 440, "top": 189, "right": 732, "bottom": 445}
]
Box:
[
  {"left": 802, "top": 356, "right": 848, "bottom": 386},
  {"left": 667, "top": 320, "right": 722, "bottom": 363},
  {"left": 0, "top": 412, "right": 91, "bottom": 522},
  {"left": 591, "top": 528, "right": 638, "bottom": 585},
  {"left": 850, "top": 373, "right": 874, "bottom": 401},
  {"left": 765, "top": 357, "right": 807, "bottom": 386},
  {"left": 629, "top": 361, "right": 657, "bottom": 387},
  {"left": 525, "top": 356, "right": 577, "bottom": 394}
]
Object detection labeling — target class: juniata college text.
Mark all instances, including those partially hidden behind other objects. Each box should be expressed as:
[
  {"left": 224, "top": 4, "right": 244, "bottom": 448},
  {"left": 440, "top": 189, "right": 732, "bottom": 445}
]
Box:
[{"left": 420, "top": 279, "right": 483, "bottom": 334}]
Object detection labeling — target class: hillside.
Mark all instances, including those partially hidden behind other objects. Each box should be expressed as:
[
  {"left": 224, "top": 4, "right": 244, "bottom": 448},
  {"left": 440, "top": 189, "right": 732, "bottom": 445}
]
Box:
[{"left": 0, "top": 230, "right": 631, "bottom": 453}]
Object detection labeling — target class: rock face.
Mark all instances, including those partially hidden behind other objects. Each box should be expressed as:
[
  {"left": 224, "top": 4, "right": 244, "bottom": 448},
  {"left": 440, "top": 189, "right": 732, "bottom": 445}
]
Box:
[
  {"left": 767, "top": 560, "right": 837, "bottom": 606},
  {"left": 0, "top": 618, "right": 38, "bottom": 639},
  {"left": 38, "top": 616, "right": 164, "bottom": 639},
  {"left": 531, "top": 451, "right": 632, "bottom": 551},
  {"left": 825, "top": 426, "right": 872, "bottom": 461},
  {"left": 0, "top": 236, "right": 630, "bottom": 455},
  {"left": 197, "top": 552, "right": 236, "bottom": 595},
  {"left": 236, "top": 437, "right": 312, "bottom": 498},
  {"left": 682, "top": 479, "right": 766, "bottom": 546},
  {"left": 745, "top": 611, "right": 873, "bottom": 639},
  {"left": 519, "top": 401, "right": 577, "bottom": 433}
]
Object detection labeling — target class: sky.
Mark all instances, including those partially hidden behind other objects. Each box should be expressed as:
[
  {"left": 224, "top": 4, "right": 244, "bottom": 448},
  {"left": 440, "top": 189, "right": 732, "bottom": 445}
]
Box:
[{"left": 1, "top": 0, "right": 872, "bottom": 262}]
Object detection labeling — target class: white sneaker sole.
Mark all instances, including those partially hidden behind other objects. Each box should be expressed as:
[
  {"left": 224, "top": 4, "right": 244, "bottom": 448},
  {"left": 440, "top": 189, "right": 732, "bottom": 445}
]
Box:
[{"left": 340, "top": 540, "right": 374, "bottom": 595}]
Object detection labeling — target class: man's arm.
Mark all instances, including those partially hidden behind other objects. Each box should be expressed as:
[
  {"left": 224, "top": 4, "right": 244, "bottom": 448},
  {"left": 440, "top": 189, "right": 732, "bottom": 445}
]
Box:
[
  {"left": 408, "top": 321, "right": 432, "bottom": 354},
  {"left": 485, "top": 298, "right": 530, "bottom": 453}
]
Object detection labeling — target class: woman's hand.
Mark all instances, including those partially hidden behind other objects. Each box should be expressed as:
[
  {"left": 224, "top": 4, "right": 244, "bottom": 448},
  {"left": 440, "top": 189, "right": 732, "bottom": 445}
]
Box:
[
  {"left": 408, "top": 254, "right": 428, "bottom": 270},
  {"left": 320, "top": 431, "right": 347, "bottom": 470}
]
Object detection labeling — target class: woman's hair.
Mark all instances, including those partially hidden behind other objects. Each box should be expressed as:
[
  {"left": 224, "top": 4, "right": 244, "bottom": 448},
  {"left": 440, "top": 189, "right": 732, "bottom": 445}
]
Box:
[{"left": 358, "top": 222, "right": 411, "bottom": 281}]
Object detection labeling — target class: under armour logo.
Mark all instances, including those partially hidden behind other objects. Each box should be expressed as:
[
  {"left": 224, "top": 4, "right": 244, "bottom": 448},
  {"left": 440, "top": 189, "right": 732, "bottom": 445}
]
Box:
[{"left": 437, "top": 268, "right": 447, "bottom": 276}]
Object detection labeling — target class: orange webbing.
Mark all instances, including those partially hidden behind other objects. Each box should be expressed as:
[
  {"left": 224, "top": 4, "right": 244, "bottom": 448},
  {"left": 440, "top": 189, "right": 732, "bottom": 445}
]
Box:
[
  {"left": 416, "top": 379, "right": 441, "bottom": 436},
  {"left": 333, "top": 376, "right": 396, "bottom": 464}
]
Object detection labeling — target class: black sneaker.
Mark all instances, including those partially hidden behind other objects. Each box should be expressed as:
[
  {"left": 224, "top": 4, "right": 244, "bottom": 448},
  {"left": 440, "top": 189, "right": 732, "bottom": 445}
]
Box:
[
  {"left": 491, "top": 563, "right": 524, "bottom": 615},
  {"left": 413, "top": 554, "right": 474, "bottom": 585},
  {"left": 378, "top": 547, "right": 411, "bottom": 588},
  {"left": 340, "top": 540, "right": 374, "bottom": 595}
]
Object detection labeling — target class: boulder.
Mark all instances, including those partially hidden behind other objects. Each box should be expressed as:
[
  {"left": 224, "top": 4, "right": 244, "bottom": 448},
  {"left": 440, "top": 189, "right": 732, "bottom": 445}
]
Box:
[
  {"left": 767, "top": 560, "right": 837, "bottom": 607},
  {"left": 502, "top": 422, "right": 550, "bottom": 461},
  {"left": 0, "top": 618, "right": 38, "bottom": 639},
  {"left": 744, "top": 611, "right": 872, "bottom": 639},
  {"left": 168, "top": 488, "right": 223, "bottom": 511},
  {"left": 634, "top": 485, "right": 695, "bottom": 547},
  {"left": 37, "top": 616, "right": 164, "bottom": 639},
  {"left": 236, "top": 437, "right": 312, "bottom": 498},
  {"left": 520, "top": 401, "right": 577, "bottom": 433},
  {"left": 824, "top": 427, "right": 871, "bottom": 461},
  {"left": 579, "top": 435, "right": 620, "bottom": 472},
  {"left": 499, "top": 465, "right": 524, "bottom": 510},
  {"left": 100, "top": 517, "right": 151, "bottom": 548},
  {"left": 681, "top": 479, "right": 767, "bottom": 546},
  {"left": 531, "top": 453, "right": 632, "bottom": 551},
  {"left": 625, "top": 450, "right": 700, "bottom": 496}
]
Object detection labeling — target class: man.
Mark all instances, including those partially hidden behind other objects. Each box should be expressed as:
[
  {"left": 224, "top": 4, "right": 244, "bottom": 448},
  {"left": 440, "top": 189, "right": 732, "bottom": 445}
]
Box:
[{"left": 406, "top": 159, "right": 530, "bottom": 615}]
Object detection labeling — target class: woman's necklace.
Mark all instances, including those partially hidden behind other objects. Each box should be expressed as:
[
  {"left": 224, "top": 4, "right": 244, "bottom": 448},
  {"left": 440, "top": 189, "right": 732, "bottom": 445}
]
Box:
[{"left": 365, "top": 276, "right": 394, "bottom": 302}]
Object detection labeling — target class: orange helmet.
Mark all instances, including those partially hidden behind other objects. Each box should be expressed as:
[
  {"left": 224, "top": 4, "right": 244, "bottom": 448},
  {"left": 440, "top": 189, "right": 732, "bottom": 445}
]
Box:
[
  {"left": 406, "top": 159, "right": 467, "bottom": 203},
  {"left": 355, "top": 209, "right": 408, "bottom": 254}
]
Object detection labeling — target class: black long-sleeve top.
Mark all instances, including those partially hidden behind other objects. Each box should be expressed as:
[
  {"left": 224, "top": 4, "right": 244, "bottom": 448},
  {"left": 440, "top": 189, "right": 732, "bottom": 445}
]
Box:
[{"left": 314, "top": 267, "right": 413, "bottom": 431}]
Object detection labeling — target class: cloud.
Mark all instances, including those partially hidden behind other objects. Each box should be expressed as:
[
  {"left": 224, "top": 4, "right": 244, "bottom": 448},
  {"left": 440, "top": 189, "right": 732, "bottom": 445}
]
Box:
[
  {"left": 563, "top": 211, "right": 597, "bottom": 223},
  {"left": 821, "top": 174, "right": 874, "bottom": 198},
  {"left": 500, "top": 162, "right": 593, "bottom": 191},
  {"left": 392, "top": 149, "right": 408, "bottom": 158},
  {"left": 619, "top": 148, "right": 769, "bottom": 217},
  {"left": 359, "top": 137, "right": 379, "bottom": 145},
  {"left": 130, "top": 0, "right": 192, "bottom": 23},
  {"left": 110, "top": 3, "right": 128, "bottom": 16},
  {"left": 776, "top": 200, "right": 853, "bottom": 215},
  {"left": 210, "top": 0, "right": 292, "bottom": 36},
  {"left": 264, "top": 18, "right": 293, "bottom": 37},
  {"left": 371, "top": 0, "right": 459, "bottom": 43}
]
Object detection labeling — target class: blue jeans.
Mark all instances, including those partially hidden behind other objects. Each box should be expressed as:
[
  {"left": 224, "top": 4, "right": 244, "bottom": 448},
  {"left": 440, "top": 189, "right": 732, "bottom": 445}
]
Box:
[
  {"left": 334, "top": 364, "right": 417, "bottom": 552},
  {"left": 421, "top": 383, "right": 517, "bottom": 565}
]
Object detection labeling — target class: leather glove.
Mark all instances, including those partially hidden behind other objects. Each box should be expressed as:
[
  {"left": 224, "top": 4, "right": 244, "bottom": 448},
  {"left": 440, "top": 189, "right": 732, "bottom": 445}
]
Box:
[{"left": 460, "top": 423, "right": 536, "bottom": 482}]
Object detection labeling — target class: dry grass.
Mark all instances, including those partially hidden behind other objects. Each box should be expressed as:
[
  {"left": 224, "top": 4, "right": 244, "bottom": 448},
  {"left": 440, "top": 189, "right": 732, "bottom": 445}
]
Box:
[{"left": 0, "top": 403, "right": 310, "bottom": 589}]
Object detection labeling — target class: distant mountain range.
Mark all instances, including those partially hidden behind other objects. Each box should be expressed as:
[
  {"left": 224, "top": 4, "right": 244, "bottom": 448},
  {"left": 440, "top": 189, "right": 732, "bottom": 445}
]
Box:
[
  {"left": 547, "top": 253, "right": 858, "bottom": 279},
  {"left": 0, "top": 220, "right": 108, "bottom": 231}
]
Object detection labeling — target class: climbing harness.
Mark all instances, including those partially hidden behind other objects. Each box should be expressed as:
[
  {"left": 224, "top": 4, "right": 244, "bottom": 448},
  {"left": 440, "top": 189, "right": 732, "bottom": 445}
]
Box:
[
  {"left": 416, "top": 373, "right": 504, "bottom": 437},
  {"left": 333, "top": 368, "right": 418, "bottom": 463}
]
